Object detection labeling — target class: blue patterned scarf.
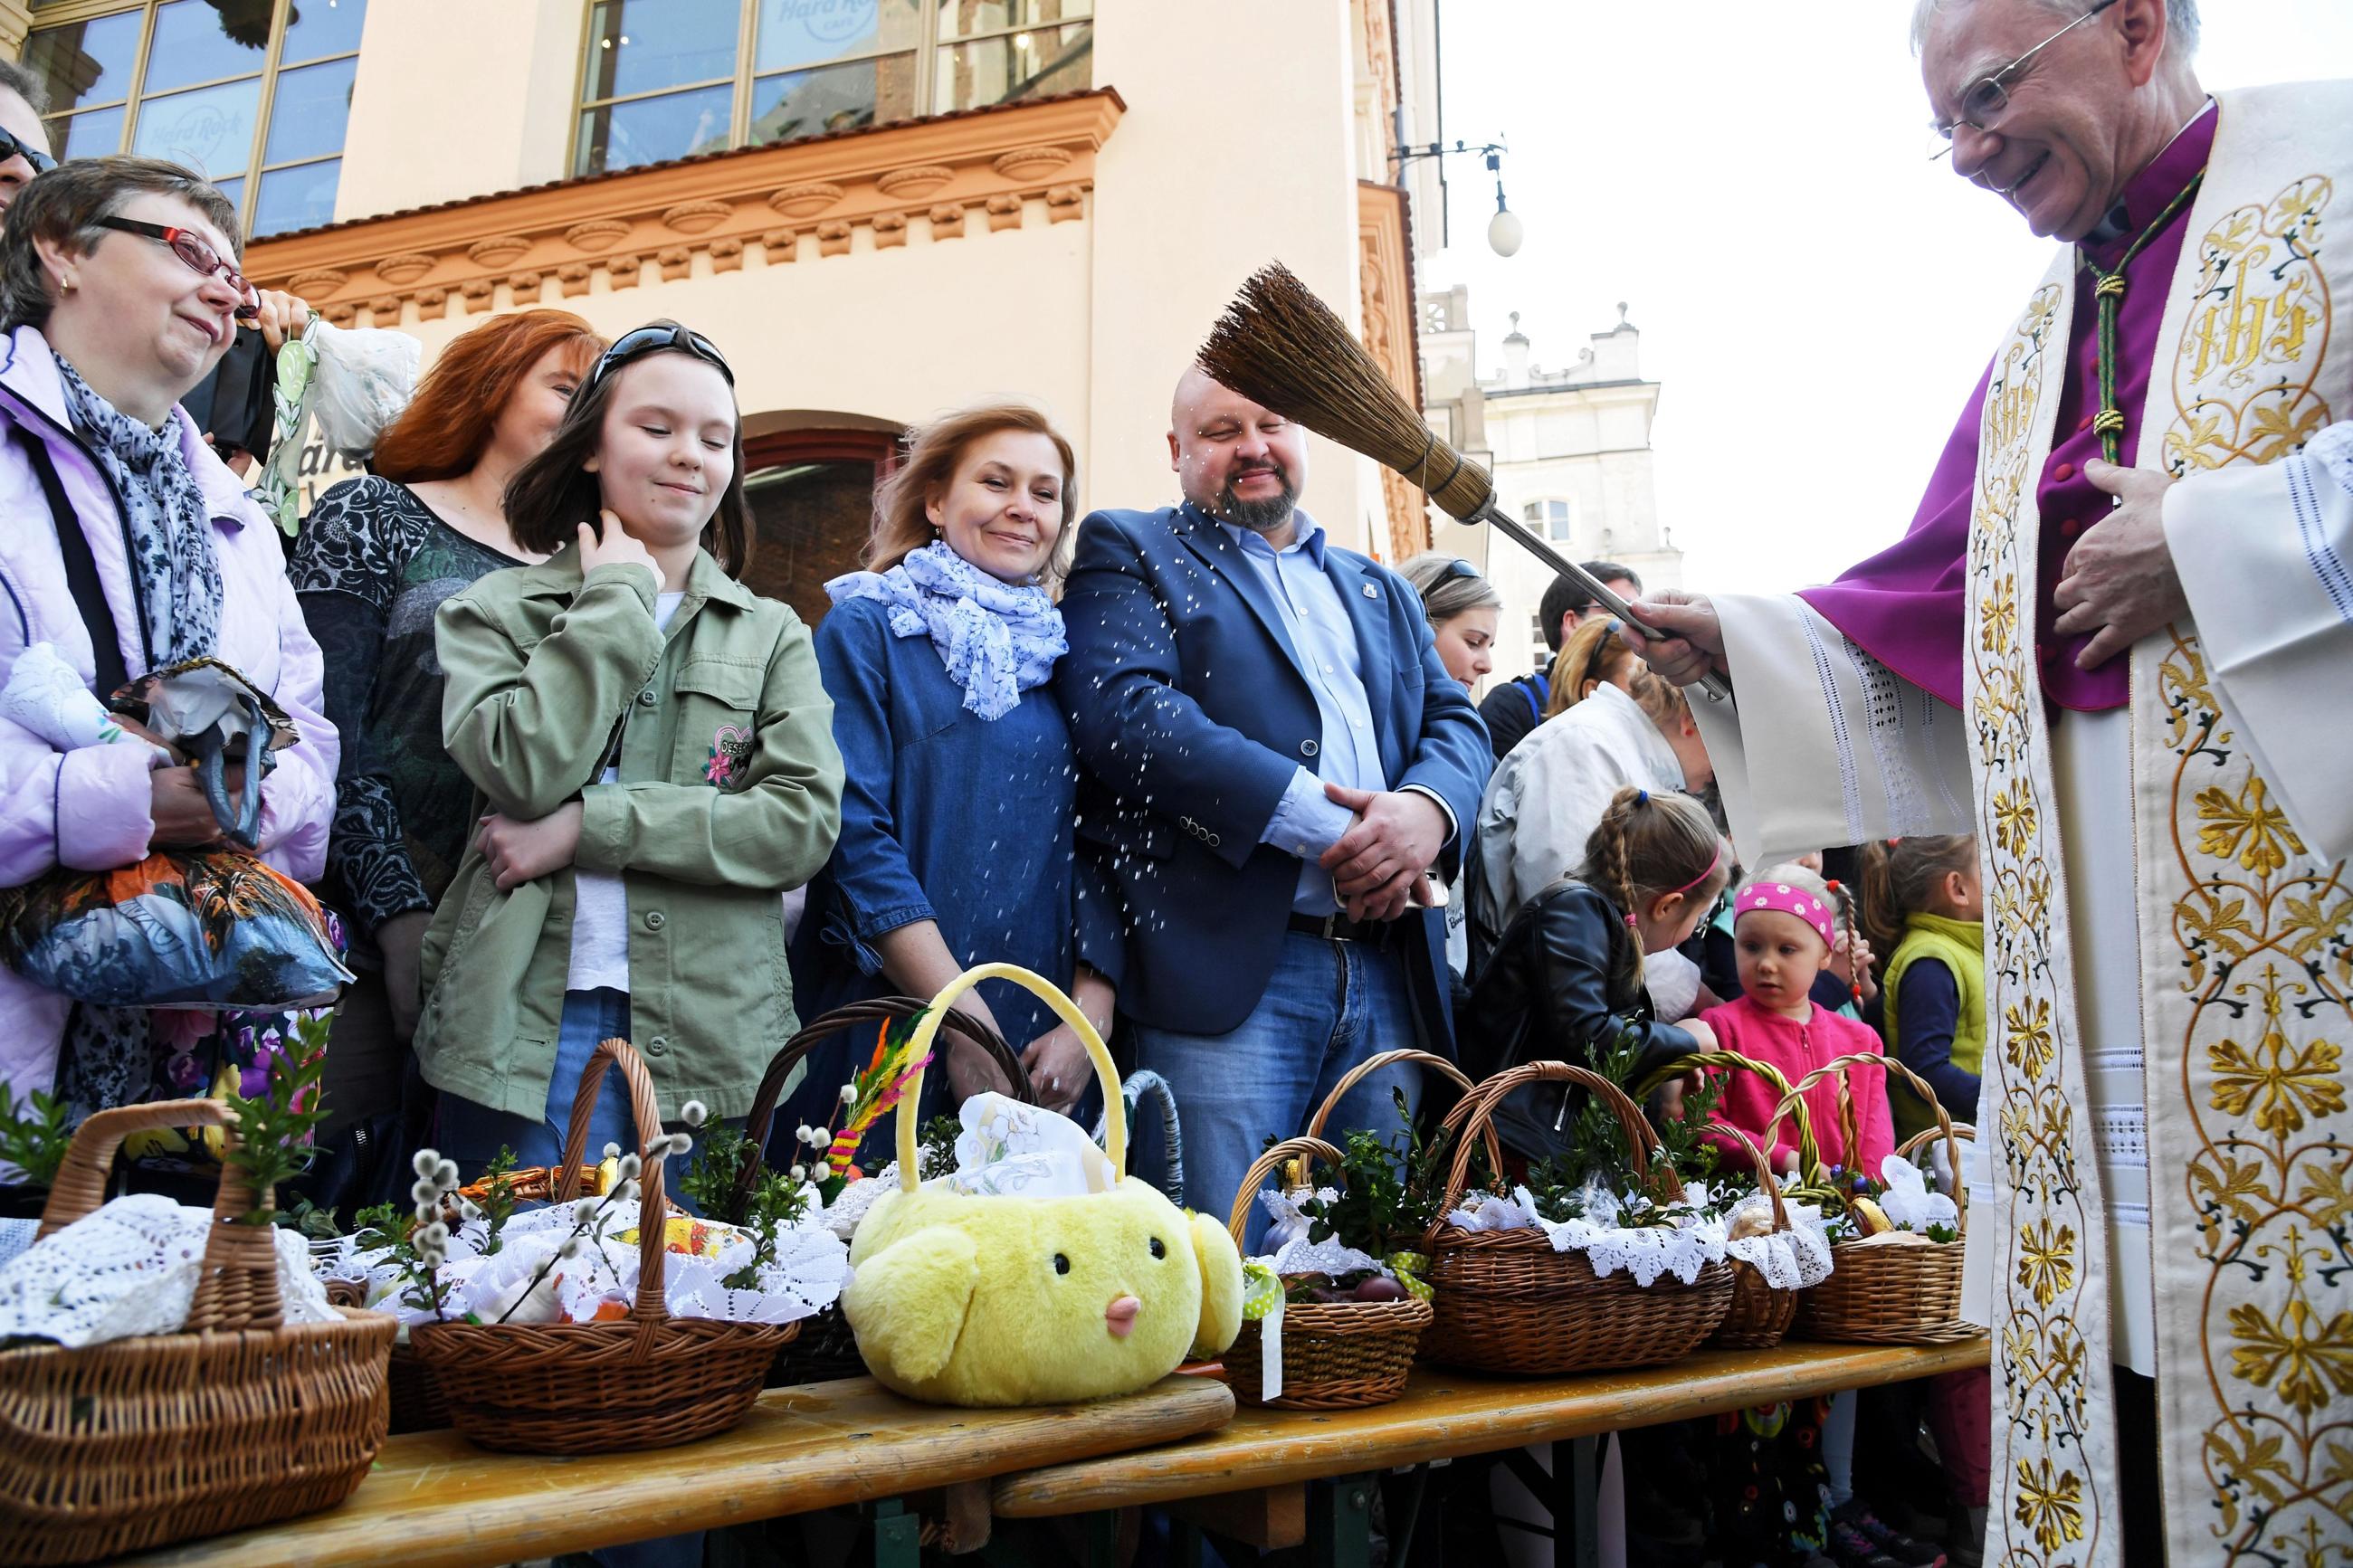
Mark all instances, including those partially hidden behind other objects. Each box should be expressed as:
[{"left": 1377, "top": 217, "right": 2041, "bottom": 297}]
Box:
[
  {"left": 53, "top": 355, "right": 223, "bottom": 667},
  {"left": 826, "top": 542, "right": 1065, "bottom": 721}
]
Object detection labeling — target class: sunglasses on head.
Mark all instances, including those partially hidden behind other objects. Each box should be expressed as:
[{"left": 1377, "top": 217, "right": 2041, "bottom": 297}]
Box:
[
  {"left": 586, "top": 323, "right": 734, "bottom": 390},
  {"left": 0, "top": 126, "right": 53, "bottom": 175},
  {"left": 1436, "top": 556, "right": 1481, "bottom": 585}
]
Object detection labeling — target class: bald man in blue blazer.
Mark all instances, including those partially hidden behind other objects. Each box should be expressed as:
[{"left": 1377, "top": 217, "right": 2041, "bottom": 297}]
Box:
[{"left": 1057, "top": 367, "right": 1491, "bottom": 1239}]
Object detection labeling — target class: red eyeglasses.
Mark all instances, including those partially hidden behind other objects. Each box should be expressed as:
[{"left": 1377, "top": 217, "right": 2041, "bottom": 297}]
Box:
[{"left": 91, "top": 216, "right": 260, "bottom": 320}]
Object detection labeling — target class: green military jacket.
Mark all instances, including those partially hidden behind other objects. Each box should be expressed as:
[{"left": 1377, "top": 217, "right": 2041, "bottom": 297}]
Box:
[{"left": 415, "top": 546, "right": 843, "bottom": 1123}]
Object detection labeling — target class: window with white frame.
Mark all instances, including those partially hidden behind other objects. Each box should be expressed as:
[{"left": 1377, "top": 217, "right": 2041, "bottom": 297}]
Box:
[
  {"left": 573, "top": 0, "right": 1093, "bottom": 179},
  {"left": 1520, "top": 497, "right": 1574, "bottom": 544},
  {"left": 22, "top": 0, "right": 367, "bottom": 240}
]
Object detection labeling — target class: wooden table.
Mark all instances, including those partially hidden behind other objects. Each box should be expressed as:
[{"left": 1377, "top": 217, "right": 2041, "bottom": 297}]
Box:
[
  {"left": 119, "top": 1374, "right": 1234, "bottom": 1568},
  {"left": 995, "top": 1338, "right": 1991, "bottom": 1567}
]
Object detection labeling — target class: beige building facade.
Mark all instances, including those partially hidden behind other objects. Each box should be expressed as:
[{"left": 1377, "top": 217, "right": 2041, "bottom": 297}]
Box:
[
  {"left": 8, "top": 0, "right": 1449, "bottom": 617},
  {"left": 1422, "top": 283, "right": 1684, "bottom": 686}
]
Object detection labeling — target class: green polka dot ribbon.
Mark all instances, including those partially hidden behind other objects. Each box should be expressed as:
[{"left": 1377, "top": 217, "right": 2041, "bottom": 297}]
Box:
[
  {"left": 1240, "top": 1259, "right": 1283, "bottom": 1322},
  {"left": 1386, "top": 1251, "right": 1434, "bottom": 1303}
]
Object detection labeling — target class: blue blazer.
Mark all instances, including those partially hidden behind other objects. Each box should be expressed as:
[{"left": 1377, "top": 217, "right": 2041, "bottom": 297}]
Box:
[{"left": 1056, "top": 503, "right": 1492, "bottom": 1041}]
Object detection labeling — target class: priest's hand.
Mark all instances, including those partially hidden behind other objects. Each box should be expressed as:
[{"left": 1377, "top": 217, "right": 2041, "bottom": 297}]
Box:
[
  {"left": 2053, "top": 460, "right": 2187, "bottom": 670},
  {"left": 1621, "top": 592, "right": 1727, "bottom": 687}
]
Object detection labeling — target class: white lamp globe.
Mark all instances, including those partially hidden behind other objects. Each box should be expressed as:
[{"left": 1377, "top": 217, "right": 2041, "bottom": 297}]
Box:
[{"left": 1487, "top": 205, "right": 1525, "bottom": 259}]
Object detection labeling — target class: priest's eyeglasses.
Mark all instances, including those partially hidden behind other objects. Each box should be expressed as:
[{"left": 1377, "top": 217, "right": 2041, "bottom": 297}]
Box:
[{"left": 1929, "top": 0, "right": 2119, "bottom": 159}]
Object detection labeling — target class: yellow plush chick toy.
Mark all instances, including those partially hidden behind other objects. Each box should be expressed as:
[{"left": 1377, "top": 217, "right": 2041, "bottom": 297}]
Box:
[
  {"left": 844, "top": 1181, "right": 1243, "bottom": 1406},
  {"left": 835, "top": 962, "right": 1243, "bottom": 1407}
]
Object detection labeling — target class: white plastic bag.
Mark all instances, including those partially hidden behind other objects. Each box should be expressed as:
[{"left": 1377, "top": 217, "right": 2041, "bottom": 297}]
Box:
[{"left": 307, "top": 318, "right": 420, "bottom": 457}]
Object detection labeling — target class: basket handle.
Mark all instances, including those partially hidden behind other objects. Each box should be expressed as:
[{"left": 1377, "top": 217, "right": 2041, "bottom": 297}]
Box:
[
  {"left": 1767, "top": 1051, "right": 1968, "bottom": 1238},
  {"left": 894, "top": 964, "right": 1122, "bottom": 1192},
  {"left": 1117, "top": 1070, "right": 1186, "bottom": 1208},
  {"left": 1896, "top": 1120, "right": 1977, "bottom": 1232},
  {"left": 1423, "top": 1060, "right": 1672, "bottom": 1248},
  {"left": 1224, "top": 1135, "right": 1345, "bottom": 1245},
  {"left": 552, "top": 1036, "right": 674, "bottom": 1325},
  {"left": 1638, "top": 1048, "right": 1820, "bottom": 1189},
  {"left": 36, "top": 1096, "right": 285, "bottom": 1330},
  {"left": 734, "top": 996, "right": 1029, "bottom": 1213},
  {"left": 1709, "top": 1121, "right": 1788, "bottom": 1235},
  {"left": 1633, "top": 1048, "right": 1795, "bottom": 1103},
  {"left": 1301, "top": 1046, "right": 1505, "bottom": 1176}
]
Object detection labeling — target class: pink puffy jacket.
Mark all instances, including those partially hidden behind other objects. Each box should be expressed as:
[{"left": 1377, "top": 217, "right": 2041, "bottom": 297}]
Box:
[{"left": 0, "top": 325, "right": 337, "bottom": 1099}]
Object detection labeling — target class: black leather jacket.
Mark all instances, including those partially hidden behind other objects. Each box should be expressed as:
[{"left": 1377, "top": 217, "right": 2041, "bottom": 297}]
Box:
[{"left": 1464, "top": 878, "right": 1698, "bottom": 1160}]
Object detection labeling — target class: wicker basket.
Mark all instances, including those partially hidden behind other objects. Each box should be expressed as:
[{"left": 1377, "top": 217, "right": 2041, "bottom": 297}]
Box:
[
  {"left": 319, "top": 1278, "right": 452, "bottom": 1435},
  {"left": 0, "top": 1099, "right": 395, "bottom": 1565},
  {"left": 733, "top": 997, "right": 1029, "bottom": 1387},
  {"left": 1419, "top": 1062, "right": 1734, "bottom": 1376},
  {"left": 1703, "top": 1125, "right": 1800, "bottom": 1350},
  {"left": 1634, "top": 1049, "right": 1808, "bottom": 1351},
  {"left": 454, "top": 1162, "right": 608, "bottom": 1206},
  {"left": 334, "top": 1161, "right": 653, "bottom": 1433},
  {"left": 408, "top": 1037, "right": 798, "bottom": 1452},
  {"left": 1219, "top": 1136, "right": 1432, "bottom": 1410},
  {"left": 1772, "top": 1053, "right": 1977, "bottom": 1345}
]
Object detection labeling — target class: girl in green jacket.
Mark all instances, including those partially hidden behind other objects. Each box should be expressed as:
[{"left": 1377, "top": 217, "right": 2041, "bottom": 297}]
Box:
[{"left": 416, "top": 322, "right": 844, "bottom": 1174}]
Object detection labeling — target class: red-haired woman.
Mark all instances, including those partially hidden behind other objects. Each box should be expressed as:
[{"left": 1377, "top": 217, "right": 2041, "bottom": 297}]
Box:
[
  {"left": 288, "top": 309, "right": 604, "bottom": 1130},
  {"left": 786, "top": 403, "right": 1123, "bottom": 1134}
]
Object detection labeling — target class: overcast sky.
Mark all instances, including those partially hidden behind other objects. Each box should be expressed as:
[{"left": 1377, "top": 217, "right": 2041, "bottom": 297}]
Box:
[{"left": 1420, "top": 2, "right": 2353, "bottom": 592}]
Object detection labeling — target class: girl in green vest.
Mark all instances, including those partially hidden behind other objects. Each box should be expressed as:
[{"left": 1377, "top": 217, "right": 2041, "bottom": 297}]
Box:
[
  {"left": 1861, "top": 835, "right": 1986, "bottom": 1145},
  {"left": 1861, "top": 836, "right": 1992, "bottom": 1568}
]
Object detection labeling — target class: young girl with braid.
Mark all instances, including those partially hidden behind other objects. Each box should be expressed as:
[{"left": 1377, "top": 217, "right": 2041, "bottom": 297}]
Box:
[{"left": 1462, "top": 784, "right": 1730, "bottom": 1163}]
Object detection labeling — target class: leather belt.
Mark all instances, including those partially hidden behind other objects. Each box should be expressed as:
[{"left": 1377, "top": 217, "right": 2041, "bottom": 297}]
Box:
[{"left": 1286, "top": 910, "right": 1402, "bottom": 948}]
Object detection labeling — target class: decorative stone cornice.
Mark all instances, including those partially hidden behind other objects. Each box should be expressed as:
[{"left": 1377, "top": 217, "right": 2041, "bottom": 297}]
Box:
[
  {"left": 243, "top": 90, "right": 1125, "bottom": 326},
  {"left": 1358, "top": 179, "right": 1429, "bottom": 562}
]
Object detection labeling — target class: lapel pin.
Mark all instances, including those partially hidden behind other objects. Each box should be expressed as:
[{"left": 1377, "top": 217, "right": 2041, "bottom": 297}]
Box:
[{"left": 1361, "top": 584, "right": 1378, "bottom": 599}]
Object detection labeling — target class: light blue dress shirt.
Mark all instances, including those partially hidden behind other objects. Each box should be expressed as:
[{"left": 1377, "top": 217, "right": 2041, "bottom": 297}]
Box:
[{"left": 1215, "top": 515, "right": 1453, "bottom": 917}]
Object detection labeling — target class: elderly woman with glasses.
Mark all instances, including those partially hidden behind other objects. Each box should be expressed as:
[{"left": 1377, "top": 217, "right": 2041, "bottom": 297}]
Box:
[{"left": 0, "top": 156, "right": 337, "bottom": 1112}]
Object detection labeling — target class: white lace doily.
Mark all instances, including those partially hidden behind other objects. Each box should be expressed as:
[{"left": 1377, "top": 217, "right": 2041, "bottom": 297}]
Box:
[
  {"left": 1258, "top": 1234, "right": 1383, "bottom": 1279},
  {"left": 825, "top": 1170, "right": 894, "bottom": 1240},
  {"left": 1443, "top": 1184, "right": 1731, "bottom": 1288},
  {"left": 1720, "top": 1193, "right": 1835, "bottom": 1290},
  {"left": 0, "top": 1193, "right": 338, "bottom": 1348},
  {"left": 318, "top": 1196, "right": 848, "bottom": 1327}
]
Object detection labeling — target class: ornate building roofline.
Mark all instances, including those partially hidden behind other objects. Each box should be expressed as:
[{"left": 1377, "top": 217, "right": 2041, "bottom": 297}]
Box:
[{"left": 243, "top": 90, "right": 1126, "bottom": 328}]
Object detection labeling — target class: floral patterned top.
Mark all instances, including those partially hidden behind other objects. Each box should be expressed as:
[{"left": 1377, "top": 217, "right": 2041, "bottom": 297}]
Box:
[{"left": 288, "top": 476, "right": 526, "bottom": 967}]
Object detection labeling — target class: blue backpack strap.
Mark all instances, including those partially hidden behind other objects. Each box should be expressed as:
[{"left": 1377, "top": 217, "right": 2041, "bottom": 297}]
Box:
[{"left": 1520, "top": 673, "right": 1549, "bottom": 727}]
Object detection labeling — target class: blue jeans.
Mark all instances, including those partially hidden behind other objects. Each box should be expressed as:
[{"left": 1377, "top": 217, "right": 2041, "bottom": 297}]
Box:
[
  {"left": 1127, "top": 931, "right": 1424, "bottom": 1252},
  {"left": 435, "top": 988, "right": 643, "bottom": 1178}
]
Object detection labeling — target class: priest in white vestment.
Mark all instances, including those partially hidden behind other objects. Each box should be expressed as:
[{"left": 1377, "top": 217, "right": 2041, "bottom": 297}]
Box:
[{"left": 1628, "top": 2, "right": 2353, "bottom": 1562}]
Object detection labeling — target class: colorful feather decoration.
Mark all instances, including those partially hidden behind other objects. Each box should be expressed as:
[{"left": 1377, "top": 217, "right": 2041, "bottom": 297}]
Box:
[{"left": 824, "top": 1013, "right": 933, "bottom": 1172}]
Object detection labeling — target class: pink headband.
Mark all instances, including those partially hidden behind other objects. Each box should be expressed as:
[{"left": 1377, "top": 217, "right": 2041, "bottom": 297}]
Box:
[
  {"left": 1735, "top": 881, "right": 1835, "bottom": 947},
  {"left": 1668, "top": 839, "right": 1723, "bottom": 898}
]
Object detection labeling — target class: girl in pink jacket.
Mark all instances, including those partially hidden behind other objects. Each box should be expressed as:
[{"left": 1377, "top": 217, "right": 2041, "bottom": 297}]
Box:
[
  {"left": 1700, "top": 867, "right": 1940, "bottom": 1568},
  {"left": 1699, "top": 864, "right": 1892, "bottom": 1181}
]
